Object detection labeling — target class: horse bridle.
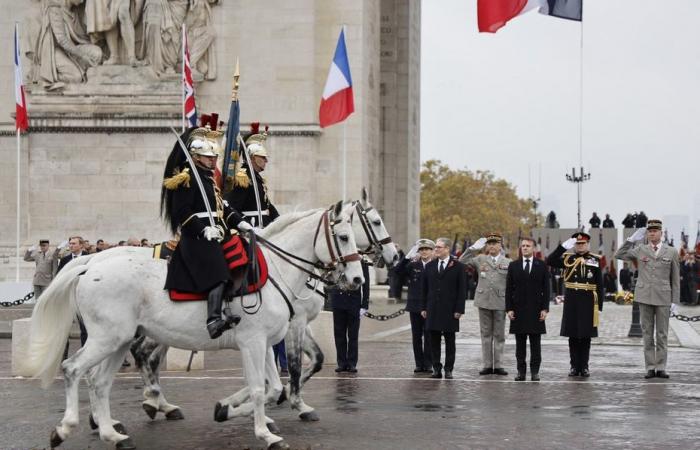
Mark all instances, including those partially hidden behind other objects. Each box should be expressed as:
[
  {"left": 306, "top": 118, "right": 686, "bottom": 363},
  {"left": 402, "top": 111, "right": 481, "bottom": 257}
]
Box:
[{"left": 351, "top": 201, "right": 393, "bottom": 260}]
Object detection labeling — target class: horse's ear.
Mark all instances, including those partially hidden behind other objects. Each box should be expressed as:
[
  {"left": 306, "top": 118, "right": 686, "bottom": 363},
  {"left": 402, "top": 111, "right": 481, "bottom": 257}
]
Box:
[
  {"left": 361, "top": 187, "right": 369, "bottom": 204},
  {"left": 333, "top": 200, "right": 343, "bottom": 218}
]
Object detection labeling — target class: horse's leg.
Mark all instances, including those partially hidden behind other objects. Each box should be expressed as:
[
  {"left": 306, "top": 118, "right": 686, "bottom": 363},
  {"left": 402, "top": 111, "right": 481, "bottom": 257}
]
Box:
[
  {"left": 286, "top": 325, "right": 322, "bottom": 421},
  {"left": 87, "top": 360, "right": 127, "bottom": 435},
  {"left": 131, "top": 336, "right": 183, "bottom": 420}
]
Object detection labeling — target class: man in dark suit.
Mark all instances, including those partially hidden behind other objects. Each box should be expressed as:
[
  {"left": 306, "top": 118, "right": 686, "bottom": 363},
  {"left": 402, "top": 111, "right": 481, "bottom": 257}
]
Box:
[
  {"left": 330, "top": 261, "right": 371, "bottom": 373},
  {"left": 619, "top": 263, "right": 633, "bottom": 291},
  {"left": 421, "top": 237, "right": 467, "bottom": 379},
  {"left": 59, "top": 236, "right": 88, "bottom": 360},
  {"left": 394, "top": 239, "right": 435, "bottom": 373},
  {"left": 506, "top": 237, "right": 550, "bottom": 381}
]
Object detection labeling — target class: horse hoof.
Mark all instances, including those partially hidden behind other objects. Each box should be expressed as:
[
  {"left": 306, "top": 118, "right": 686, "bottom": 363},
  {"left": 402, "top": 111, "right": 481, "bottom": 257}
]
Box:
[
  {"left": 213, "top": 402, "right": 228, "bottom": 423},
  {"left": 268, "top": 440, "right": 290, "bottom": 450},
  {"left": 267, "top": 422, "right": 281, "bottom": 434},
  {"left": 114, "top": 423, "right": 128, "bottom": 435},
  {"left": 276, "top": 388, "right": 288, "bottom": 405},
  {"left": 116, "top": 437, "right": 136, "bottom": 450},
  {"left": 142, "top": 403, "right": 158, "bottom": 420},
  {"left": 299, "top": 411, "right": 319, "bottom": 422},
  {"left": 165, "top": 409, "right": 184, "bottom": 421},
  {"left": 49, "top": 429, "right": 63, "bottom": 448},
  {"left": 89, "top": 413, "right": 98, "bottom": 430}
]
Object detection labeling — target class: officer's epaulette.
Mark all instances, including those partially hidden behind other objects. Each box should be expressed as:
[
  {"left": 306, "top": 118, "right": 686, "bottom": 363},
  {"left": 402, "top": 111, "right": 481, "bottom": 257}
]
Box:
[
  {"left": 234, "top": 167, "right": 250, "bottom": 188},
  {"left": 587, "top": 253, "right": 602, "bottom": 259},
  {"left": 163, "top": 167, "right": 190, "bottom": 190}
]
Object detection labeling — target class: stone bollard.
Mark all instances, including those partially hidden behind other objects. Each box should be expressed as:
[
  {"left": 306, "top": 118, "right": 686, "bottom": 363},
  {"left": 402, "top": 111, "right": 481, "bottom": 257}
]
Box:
[
  {"left": 308, "top": 311, "right": 336, "bottom": 366},
  {"left": 11, "top": 318, "right": 33, "bottom": 377},
  {"left": 166, "top": 348, "right": 204, "bottom": 371}
]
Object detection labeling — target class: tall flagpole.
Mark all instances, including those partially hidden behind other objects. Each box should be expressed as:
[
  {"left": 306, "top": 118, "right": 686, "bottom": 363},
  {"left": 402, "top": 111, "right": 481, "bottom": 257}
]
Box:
[
  {"left": 342, "top": 120, "right": 347, "bottom": 201},
  {"left": 182, "top": 24, "right": 186, "bottom": 133},
  {"left": 16, "top": 128, "right": 20, "bottom": 282}
]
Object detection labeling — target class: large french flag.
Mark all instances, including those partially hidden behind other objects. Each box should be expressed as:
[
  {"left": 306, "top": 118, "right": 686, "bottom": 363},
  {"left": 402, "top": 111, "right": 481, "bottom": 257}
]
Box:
[
  {"left": 478, "top": 0, "right": 581, "bottom": 33},
  {"left": 319, "top": 28, "right": 354, "bottom": 128},
  {"left": 14, "top": 23, "right": 28, "bottom": 132}
]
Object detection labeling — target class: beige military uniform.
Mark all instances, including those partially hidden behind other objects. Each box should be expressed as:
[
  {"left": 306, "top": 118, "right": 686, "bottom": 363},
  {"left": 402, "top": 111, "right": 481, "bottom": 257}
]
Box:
[
  {"left": 23, "top": 248, "right": 60, "bottom": 298},
  {"left": 460, "top": 249, "right": 512, "bottom": 369},
  {"left": 615, "top": 241, "right": 680, "bottom": 371}
]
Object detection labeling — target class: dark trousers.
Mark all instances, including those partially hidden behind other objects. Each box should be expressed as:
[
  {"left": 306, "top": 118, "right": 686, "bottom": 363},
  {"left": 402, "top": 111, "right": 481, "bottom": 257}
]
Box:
[
  {"left": 62, "top": 316, "right": 88, "bottom": 361},
  {"left": 515, "top": 334, "right": 542, "bottom": 374},
  {"left": 333, "top": 309, "right": 360, "bottom": 369},
  {"left": 429, "top": 330, "right": 456, "bottom": 371},
  {"left": 409, "top": 312, "right": 432, "bottom": 369},
  {"left": 273, "top": 339, "right": 287, "bottom": 370},
  {"left": 568, "top": 337, "right": 591, "bottom": 371}
]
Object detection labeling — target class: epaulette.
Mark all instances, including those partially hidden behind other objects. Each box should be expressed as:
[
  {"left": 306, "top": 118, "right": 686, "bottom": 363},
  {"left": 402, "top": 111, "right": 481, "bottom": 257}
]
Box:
[
  {"left": 163, "top": 168, "right": 190, "bottom": 190},
  {"left": 234, "top": 168, "right": 250, "bottom": 188},
  {"left": 587, "top": 253, "right": 602, "bottom": 259}
]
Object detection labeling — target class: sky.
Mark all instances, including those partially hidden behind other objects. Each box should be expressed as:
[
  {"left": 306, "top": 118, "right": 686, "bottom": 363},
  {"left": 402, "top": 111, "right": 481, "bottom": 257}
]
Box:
[{"left": 421, "top": 0, "right": 700, "bottom": 245}]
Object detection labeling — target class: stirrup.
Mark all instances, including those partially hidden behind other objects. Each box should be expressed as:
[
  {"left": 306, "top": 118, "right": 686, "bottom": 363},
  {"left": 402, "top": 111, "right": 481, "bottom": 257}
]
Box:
[
  {"left": 223, "top": 306, "right": 241, "bottom": 325},
  {"left": 207, "top": 319, "right": 233, "bottom": 339}
]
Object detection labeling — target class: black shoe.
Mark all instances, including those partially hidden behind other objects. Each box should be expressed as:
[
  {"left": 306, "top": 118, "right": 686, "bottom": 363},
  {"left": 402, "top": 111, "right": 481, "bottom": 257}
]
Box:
[
  {"left": 421, "top": 367, "right": 434, "bottom": 373},
  {"left": 656, "top": 370, "right": 669, "bottom": 379},
  {"left": 207, "top": 319, "right": 233, "bottom": 339},
  {"left": 568, "top": 368, "right": 580, "bottom": 377},
  {"left": 414, "top": 367, "right": 424, "bottom": 373},
  {"left": 493, "top": 368, "right": 508, "bottom": 376},
  {"left": 431, "top": 366, "right": 443, "bottom": 379},
  {"left": 644, "top": 370, "right": 656, "bottom": 379},
  {"left": 347, "top": 367, "right": 358, "bottom": 373},
  {"left": 514, "top": 373, "right": 526, "bottom": 381},
  {"left": 531, "top": 373, "right": 540, "bottom": 381},
  {"left": 206, "top": 283, "right": 238, "bottom": 339},
  {"left": 444, "top": 370, "right": 453, "bottom": 379},
  {"left": 479, "top": 367, "right": 493, "bottom": 375},
  {"left": 335, "top": 367, "right": 346, "bottom": 373},
  {"left": 581, "top": 368, "right": 590, "bottom": 378}
]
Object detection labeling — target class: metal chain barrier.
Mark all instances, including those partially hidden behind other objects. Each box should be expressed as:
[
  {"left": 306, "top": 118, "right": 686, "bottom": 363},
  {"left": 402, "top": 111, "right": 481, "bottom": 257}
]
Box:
[
  {"left": 0, "top": 291, "right": 34, "bottom": 307},
  {"left": 671, "top": 312, "right": 700, "bottom": 322},
  {"left": 363, "top": 308, "right": 406, "bottom": 321}
]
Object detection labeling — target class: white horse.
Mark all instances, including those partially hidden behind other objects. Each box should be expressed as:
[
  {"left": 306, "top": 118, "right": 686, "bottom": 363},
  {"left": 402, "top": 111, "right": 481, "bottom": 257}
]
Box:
[
  {"left": 25, "top": 202, "right": 364, "bottom": 450},
  {"left": 130, "top": 189, "right": 399, "bottom": 424}
]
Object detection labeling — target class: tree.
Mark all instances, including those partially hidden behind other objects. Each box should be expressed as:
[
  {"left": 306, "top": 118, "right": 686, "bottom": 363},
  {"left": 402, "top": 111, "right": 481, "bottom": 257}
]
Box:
[{"left": 420, "top": 160, "right": 540, "bottom": 253}]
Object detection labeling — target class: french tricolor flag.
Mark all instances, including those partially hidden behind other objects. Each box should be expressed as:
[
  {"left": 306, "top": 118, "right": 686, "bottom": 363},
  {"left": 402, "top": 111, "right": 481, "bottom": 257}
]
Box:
[
  {"left": 319, "top": 28, "right": 354, "bottom": 128},
  {"left": 478, "top": 0, "right": 582, "bottom": 34},
  {"left": 14, "top": 23, "right": 28, "bottom": 132}
]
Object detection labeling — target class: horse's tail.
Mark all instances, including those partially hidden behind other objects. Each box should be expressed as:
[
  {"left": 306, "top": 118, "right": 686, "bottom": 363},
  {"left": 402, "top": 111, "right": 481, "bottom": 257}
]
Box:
[{"left": 26, "top": 263, "right": 89, "bottom": 388}]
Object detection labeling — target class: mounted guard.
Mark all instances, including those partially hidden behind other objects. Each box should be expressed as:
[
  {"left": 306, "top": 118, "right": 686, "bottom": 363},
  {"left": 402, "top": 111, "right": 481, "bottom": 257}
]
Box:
[{"left": 160, "top": 126, "right": 254, "bottom": 339}]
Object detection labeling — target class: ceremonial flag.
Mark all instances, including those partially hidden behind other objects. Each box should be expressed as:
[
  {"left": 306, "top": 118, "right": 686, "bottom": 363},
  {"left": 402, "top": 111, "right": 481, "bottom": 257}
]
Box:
[
  {"left": 477, "top": 0, "right": 582, "bottom": 33},
  {"left": 221, "top": 72, "right": 240, "bottom": 191},
  {"left": 597, "top": 232, "right": 606, "bottom": 271},
  {"left": 319, "top": 28, "right": 354, "bottom": 128},
  {"left": 14, "top": 23, "right": 28, "bottom": 132},
  {"left": 182, "top": 25, "right": 197, "bottom": 129}
]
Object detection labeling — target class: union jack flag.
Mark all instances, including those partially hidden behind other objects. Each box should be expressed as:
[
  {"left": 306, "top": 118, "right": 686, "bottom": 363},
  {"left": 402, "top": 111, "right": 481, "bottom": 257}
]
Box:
[{"left": 182, "top": 25, "right": 197, "bottom": 129}]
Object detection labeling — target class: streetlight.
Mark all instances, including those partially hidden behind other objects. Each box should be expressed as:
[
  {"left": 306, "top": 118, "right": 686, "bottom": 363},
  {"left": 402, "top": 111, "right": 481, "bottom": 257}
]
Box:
[{"left": 565, "top": 166, "right": 591, "bottom": 229}]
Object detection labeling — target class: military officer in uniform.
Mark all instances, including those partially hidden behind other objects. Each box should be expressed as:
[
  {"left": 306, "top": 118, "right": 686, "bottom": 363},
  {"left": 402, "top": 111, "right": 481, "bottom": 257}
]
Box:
[
  {"left": 395, "top": 238, "right": 435, "bottom": 373},
  {"left": 161, "top": 127, "right": 252, "bottom": 339},
  {"left": 615, "top": 219, "right": 680, "bottom": 379},
  {"left": 546, "top": 232, "right": 604, "bottom": 377},
  {"left": 225, "top": 126, "right": 279, "bottom": 228},
  {"left": 459, "top": 233, "right": 511, "bottom": 376}
]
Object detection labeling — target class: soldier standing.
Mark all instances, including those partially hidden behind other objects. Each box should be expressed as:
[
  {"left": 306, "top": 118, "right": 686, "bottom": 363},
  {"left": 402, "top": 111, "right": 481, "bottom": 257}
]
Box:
[
  {"left": 24, "top": 239, "right": 60, "bottom": 299},
  {"left": 615, "top": 220, "right": 680, "bottom": 379},
  {"left": 459, "top": 233, "right": 511, "bottom": 376},
  {"left": 546, "top": 232, "right": 604, "bottom": 378}
]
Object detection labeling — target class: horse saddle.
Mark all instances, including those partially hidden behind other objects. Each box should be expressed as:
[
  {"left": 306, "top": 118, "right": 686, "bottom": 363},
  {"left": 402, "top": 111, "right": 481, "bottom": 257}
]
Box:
[{"left": 153, "top": 236, "right": 269, "bottom": 301}]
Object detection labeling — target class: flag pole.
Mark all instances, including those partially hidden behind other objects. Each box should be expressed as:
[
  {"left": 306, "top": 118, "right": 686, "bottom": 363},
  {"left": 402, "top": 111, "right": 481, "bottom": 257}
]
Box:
[
  {"left": 16, "top": 127, "right": 20, "bottom": 282},
  {"left": 342, "top": 120, "right": 347, "bottom": 201},
  {"left": 182, "top": 24, "right": 186, "bottom": 133}
]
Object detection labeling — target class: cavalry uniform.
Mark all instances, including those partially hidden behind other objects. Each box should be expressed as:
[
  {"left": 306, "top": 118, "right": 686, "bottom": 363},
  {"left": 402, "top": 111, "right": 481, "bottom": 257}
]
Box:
[
  {"left": 546, "top": 232, "right": 604, "bottom": 377},
  {"left": 162, "top": 126, "right": 247, "bottom": 339}
]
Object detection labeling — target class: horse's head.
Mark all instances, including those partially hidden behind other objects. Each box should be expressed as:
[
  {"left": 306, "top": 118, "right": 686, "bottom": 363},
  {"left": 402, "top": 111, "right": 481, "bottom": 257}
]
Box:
[
  {"left": 349, "top": 187, "right": 399, "bottom": 269},
  {"left": 314, "top": 200, "right": 364, "bottom": 291}
]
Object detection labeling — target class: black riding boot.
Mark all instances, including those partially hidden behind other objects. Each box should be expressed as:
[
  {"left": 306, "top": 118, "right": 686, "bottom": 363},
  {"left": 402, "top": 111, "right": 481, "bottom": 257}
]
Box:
[{"left": 206, "top": 283, "right": 240, "bottom": 339}]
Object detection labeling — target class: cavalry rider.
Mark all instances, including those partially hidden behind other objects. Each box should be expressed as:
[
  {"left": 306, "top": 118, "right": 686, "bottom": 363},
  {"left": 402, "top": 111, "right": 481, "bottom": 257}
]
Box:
[
  {"left": 161, "top": 126, "right": 254, "bottom": 339},
  {"left": 225, "top": 123, "right": 279, "bottom": 228}
]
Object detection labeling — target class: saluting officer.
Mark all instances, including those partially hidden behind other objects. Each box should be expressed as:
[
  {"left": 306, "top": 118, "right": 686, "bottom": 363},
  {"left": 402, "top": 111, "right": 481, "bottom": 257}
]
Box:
[
  {"left": 161, "top": 127, "right": 252, "bottom": 339},
  {"left": 395, "top": 238, "right": 435, "bottom": 373},
  {"left": 546, "top": 232, "right": 604, "bottom": 377},
  {"left": 615, "top": 219, "right": 680, "bottom": 379},
  {"left": 225, "top": 124, "right": 279, "bottom": 228},
  {"left": 459, "top": 233, "right": 511, "bottom": 376}
]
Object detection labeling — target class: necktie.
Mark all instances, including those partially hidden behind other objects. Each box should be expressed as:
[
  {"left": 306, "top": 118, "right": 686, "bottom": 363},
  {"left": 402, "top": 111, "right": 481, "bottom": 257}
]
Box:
[
  {"left": 439, "top": 261, "right": 445, "bottom": 274},
  {"left": 524, "top": 258, "right": 530, "bottom": 274},
  {"left": 653, "top": 245, "right": 658, "bottom": 253},
  {"left": 493, "top": 257, "right": 497, "bottom": 265}
]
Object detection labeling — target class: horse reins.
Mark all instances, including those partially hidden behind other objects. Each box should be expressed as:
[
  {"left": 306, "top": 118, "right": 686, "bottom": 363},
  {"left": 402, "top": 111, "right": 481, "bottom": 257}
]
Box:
[{"left": 352, "top": 201, "right": 393, "bottom": 257}]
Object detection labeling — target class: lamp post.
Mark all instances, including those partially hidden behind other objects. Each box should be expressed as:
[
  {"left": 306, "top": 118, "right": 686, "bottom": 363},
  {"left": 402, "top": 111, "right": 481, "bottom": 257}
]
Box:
[{"left": 565, "top": 166, "right": 591, "bottom": 229}]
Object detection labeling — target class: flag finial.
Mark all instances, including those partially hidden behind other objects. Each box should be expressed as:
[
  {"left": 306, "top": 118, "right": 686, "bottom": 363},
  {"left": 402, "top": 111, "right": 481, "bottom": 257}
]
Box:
[{"left": 232, "top": 58, "right": 240, "bottom": 101}]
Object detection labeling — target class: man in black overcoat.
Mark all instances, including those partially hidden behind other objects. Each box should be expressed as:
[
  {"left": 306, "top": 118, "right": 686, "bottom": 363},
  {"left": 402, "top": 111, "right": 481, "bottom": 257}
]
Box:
[
  {"left": 421, "top": 237, "right": 467, "bottom": 379},
  {"left": 506, "top": 237, "right": 550, "bottom": 381},
  {"left": 394, "top": 238, "right": 435, "bottom": 373},
  {"left": 546, "top": 232, "right": 604, "bottom": 378}
]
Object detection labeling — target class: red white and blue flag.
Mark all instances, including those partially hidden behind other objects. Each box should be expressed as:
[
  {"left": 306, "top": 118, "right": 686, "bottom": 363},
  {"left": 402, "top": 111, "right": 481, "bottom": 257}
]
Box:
[
  {"left": 478, "top": 0, "right": 582, "bottom": 34},
  {"left": 182, "top": 26, "right": 197, "bottom": 129},
  {"left": 14, "top": 23, "right": 28, "bottom": 132},
  {"left": 319, "top": 28, "right": 354, "bottom": 128}
]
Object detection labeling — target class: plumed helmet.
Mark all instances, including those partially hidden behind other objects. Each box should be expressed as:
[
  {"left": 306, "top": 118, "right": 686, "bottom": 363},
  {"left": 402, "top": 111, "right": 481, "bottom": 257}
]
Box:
[
  {"left": 187, "top": 127, "right": 222, "bottom": 157},
  {"left": 245, "top": 122, "right": 269, "bottom": 159}
]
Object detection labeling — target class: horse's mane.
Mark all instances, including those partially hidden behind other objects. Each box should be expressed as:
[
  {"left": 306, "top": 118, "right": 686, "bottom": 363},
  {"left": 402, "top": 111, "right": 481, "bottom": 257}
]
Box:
[{"left": 260, "top": 208, "right": 324, "bottom": 238}]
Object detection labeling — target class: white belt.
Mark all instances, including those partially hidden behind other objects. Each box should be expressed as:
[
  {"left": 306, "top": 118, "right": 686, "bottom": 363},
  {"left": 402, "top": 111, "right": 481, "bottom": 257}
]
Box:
[
  {"left": 243, "top": 209, "right": 269, "bottom": 216},
  {"left": 193, "top": 212, "right": 222, "bottom": 219}
]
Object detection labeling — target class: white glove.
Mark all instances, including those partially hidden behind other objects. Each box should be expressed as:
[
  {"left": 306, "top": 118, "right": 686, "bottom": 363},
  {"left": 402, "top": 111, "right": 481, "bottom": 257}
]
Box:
[
  {"left": 405, "top": 244, "right": 419, "bottom": 260},
  {"left": 359, "top": 308, "right": 367, "bottom": 318},
  {"left": 202, "top": 226, "right": 223, "bottom": 241},
  {"left": 28, "top": 245, "right": 36, "bottom": 252},
  {"left": 627, "top": 228, "right": 646, "bottom": 243},
  {"left": 237, "top": 221, "right": 253, "bottom": 232},
  {"left": 670, "top": 303, "right": 678, "bottom": 315},
  {"left": 562, "top": 237, "right": 577, "bottom": 250},
  {"left": 470, "top": 237, "right": 487, "bottom": 250},
  {"left": 58, "top": 240, "right": 68, "bottom": 249}
]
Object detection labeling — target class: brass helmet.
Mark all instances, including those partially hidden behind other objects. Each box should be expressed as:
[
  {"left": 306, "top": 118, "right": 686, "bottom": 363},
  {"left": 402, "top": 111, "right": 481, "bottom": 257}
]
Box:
[
  {"left": 245, "top": 122, "right": 269, "bottom": 159},
  {"left": 187, "top": 127, "right": 222, "bottom": 157}
]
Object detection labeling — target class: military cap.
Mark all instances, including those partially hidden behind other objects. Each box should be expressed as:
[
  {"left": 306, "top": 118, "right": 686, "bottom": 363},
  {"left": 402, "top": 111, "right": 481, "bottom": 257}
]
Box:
[
  {"left": 486, "top": 233, "right": 502, "bottom": 244},
  {"left": 39, "top": 239, "right": 49, "bottom": 244},
  {"left": 647, "top": 219, "right": 662, "bottom": 230},
  {"left": 416, "top": 239, "right": 435, "bottom": 250},
  {"left": 572, "top": 232, "right": 591, "bottom": 243}
]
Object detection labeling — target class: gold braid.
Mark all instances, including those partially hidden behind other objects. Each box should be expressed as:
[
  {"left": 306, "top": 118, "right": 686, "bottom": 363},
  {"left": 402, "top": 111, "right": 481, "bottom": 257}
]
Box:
[{"left": 563, "top": 254, "right": 586, "bottom": 282}]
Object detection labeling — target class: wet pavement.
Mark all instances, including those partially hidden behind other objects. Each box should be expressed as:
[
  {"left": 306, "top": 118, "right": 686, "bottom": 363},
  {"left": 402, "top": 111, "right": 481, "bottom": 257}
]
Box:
[{"left": 1, "top": 336, "right": 699, "bottom": 450}]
